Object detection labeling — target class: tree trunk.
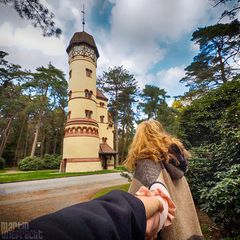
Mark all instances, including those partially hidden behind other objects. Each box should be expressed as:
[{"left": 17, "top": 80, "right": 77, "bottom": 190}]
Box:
[
  {"left": 217, "top": 45, "right": 227, "bottom": 83},
  {"left": 53, "top": 130, "right": 58, "bottom": 155},
  {"left": 123, "top": 126, "right": 129, "bottom": 161},
  {"left": 30, "top": 87, "right": 49, "bottom": 158},
  {"left": 30, "top": 119, "right": 41, "bottom": 157},
  {"left": 120, "top": 123, "right": 126, "bottom": 164},
  {"left": 114, "top": 113, "right": 119, "bottom": 166},
  {"left": 14, "top": 116, "right": 26, "bottom": 163},
  {"left": 60, "top": 110, "right": 66, "bottom": 155},
  {"left": 24, "top": 124, "right": 29, "bottom": 158},
  {"left": 40, "top": 132, "right": 45, "bottom": 158},
  {"left": 0, "top": 116, "right": 13, "bottom": 157}
]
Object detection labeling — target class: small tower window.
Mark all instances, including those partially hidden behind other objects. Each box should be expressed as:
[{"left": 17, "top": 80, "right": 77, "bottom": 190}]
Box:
[
  {"left": 100, "top": 116, "right": 104, "bottom": 123},
  {"left": 100, "top": 102, "right": 104, "bottom": 107},
  {"left": 67, "top": 111, "right": 71, "bottom": 120},
  {"left": 85, "top": 110, "right": 93, "bottom": 119},
  {"left": 102, "top": 137, "right": 107, "bottom": 143},
  {"left": 85, "top": 89, "right": 89, "bottom": 98},
  {"left": 69, "top": 70, "right": 72, "bottom": 78},
  {"left": 68, "top": 90, "right": 72, "bottom": 100},
  {"left": 89, "top": 90, "right": 93, "bottom": 98},
  {"left": 86, "top": 68, "right": 92, "bottom": 78}
]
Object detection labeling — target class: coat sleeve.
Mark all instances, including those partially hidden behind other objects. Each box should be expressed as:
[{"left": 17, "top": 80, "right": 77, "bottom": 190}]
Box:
[{"left": 3, "top": 190, "right": 146, "bottom": 240}]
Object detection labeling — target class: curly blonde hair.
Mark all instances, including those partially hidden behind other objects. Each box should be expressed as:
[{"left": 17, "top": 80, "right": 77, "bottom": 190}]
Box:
[{"left": 124, "top": 120, "right": 190, "bottom": 171}]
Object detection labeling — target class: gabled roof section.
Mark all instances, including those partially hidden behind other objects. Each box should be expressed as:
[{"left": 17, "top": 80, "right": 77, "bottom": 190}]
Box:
[
  {"left": 96, "top": 89, "right": 108, "bottom": 101},
  {"left": 99, "top": 143, "right": 117, "bottom": 155},
  {"left": 66, "top": 31, "right": 99, "bottom": 58}
]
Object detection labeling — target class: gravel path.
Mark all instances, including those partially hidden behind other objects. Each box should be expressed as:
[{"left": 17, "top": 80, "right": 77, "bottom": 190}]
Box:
[{"left": 0, "top": 173, "right": 128, "bottom": 229}]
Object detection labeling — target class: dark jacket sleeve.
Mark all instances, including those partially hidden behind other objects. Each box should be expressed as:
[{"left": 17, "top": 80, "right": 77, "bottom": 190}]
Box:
[{"left": 3, "top": 190, "right": 146, "bottom": 240}]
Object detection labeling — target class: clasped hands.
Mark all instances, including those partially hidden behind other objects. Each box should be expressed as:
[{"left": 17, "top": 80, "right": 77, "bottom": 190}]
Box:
[{"left": 136, "top": 185, "right": 176, "bottom": 240}]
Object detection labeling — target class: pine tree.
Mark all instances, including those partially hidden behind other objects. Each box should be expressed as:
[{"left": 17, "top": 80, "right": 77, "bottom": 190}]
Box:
[{"left": 98, "top": 66, "right": 138, "bottom": 165}]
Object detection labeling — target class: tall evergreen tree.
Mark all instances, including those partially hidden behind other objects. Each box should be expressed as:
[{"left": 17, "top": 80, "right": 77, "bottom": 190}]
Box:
[
  {"left": 98, "top": 66, "right": 138, "bottom": 165},
  {"left": 0, "top": 51, "right": 26, "bottom": 158},
  {"left": 23, "top": 63, "right": 67, "bottom": 157},
  {"left": 118, "top": 85, "right": 138, "bottom": 162},
  {"left": 181, "top": 20, "right": 240, "bottom": 93},
  {"left": 139, "top": 85, "right": 169, "bottom": 120}
]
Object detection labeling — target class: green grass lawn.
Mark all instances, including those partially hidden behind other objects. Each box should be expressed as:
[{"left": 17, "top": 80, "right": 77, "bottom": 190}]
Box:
[
  {"left": 92, "top": 183, "right": 130, "bottom": 199},
  {"left": 0, "top": 169, "right": 118, "bottom": 183}
]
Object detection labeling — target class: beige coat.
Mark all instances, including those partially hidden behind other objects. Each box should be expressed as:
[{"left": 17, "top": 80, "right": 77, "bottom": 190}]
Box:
[{"left": 128, "top": 160, "right": 204, "bottom": 240}]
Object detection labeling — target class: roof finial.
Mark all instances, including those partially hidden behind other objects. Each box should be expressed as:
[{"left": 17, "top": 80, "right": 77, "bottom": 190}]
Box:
[{"left": 81, "top": 4, "right": 85, "bottom": 32}]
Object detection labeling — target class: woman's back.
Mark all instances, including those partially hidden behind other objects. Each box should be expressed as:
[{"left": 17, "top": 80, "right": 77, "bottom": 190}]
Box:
[
  {"left": 125, "top": 120, "right": 203, "bottom": 240},
  {"left": 128, "top": 159, "right": 203, "bottom": 240}
]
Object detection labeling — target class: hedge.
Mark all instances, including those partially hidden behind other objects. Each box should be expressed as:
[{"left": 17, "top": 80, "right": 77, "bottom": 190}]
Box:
[{"left": 18, "top": 155, "right": 62, "bottom": 171}]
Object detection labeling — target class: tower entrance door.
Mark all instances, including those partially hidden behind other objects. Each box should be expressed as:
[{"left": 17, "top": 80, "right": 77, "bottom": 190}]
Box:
[
  {"left": 61, "top": 158, "right": 67, "bottom": 172},
  {"left": 102, "top": 156, "right": 108, "bottom": 170}
]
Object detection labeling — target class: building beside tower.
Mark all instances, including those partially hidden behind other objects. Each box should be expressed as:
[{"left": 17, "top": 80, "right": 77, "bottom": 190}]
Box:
[{"left": 60, "top": 31, "right": 117, "bottom": 172}]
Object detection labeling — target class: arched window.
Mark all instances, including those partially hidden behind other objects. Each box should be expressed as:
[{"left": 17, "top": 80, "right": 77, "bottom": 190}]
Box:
[
  {"left": 102, "top": 137, "right": 107, "bottom": 143},
  {"left": 86, "top": 68, "right": 92, "bottom": 78},
  {"left": 100, "top": 115, "right": 104, "bottom": 123},
  {"left": 85, "top": 110, "right": 93, "bottom": 119},
  {"left": 89, "top": 90, "right": 93, "bottom": 98},
  {"left": 68, "top": 90, "right": 72, "bottom": 100},
  {"left": 100, "top": 102, "right": 104, "bottom": 107},
  {"left": 85, "top": 89, "right": 89, "bottom": 98},
  {"left": 67, "top": 111, "right": 71, "bottom": 120},
  {"left": 85, "top": 89, "right": 92, "bottom": 99}
]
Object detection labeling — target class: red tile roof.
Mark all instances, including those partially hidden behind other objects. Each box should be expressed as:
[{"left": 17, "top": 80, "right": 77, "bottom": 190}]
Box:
[
  {"left": 99, "top": 143, "right": 117, "bottom": 154},
  {"left": 96, "top": 89, "right": 108, "bottom": 101}
]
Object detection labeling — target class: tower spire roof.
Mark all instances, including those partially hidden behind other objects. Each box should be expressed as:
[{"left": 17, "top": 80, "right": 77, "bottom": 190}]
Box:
[
  {"left": 81, "top": 4, "right": 85, "bottom": 32},
  {"left": 66, "top": 31, "right": 99, "bottom": 58},
  {"left": 66, "top": 4, "right": 99, "bottom": 57}
]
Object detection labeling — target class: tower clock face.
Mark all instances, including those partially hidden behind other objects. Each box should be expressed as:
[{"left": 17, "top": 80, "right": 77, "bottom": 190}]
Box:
[{"left": 69, "top": 45, "right": 97, "bottom": 62}]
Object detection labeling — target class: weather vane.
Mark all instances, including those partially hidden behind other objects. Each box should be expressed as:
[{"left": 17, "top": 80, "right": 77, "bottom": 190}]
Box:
[{"left": 81, "top": 4, "right": 85, "bottom": 32}]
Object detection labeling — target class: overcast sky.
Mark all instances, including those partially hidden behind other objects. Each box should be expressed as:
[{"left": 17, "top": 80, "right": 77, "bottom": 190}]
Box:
[{"left": 0, "top": 0, "right": 228, "bottom": 102}]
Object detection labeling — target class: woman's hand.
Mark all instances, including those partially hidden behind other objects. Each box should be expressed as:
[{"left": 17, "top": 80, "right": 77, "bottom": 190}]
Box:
[{"left": 136, "top": 186, "right": 164, "bottom": 240}]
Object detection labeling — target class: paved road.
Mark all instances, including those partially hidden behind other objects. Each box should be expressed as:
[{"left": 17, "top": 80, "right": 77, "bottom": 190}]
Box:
[
  {"left": 0, "top": 173, "right": 129, "bottom": 227},
  {"left": 0, "top": 173, "right": 127, "bottom": 195}
]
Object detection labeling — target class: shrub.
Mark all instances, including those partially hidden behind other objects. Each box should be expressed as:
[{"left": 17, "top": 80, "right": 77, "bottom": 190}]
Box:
[
  {"left": 0, "top": 157, "right": 6, "bottom": 169},
  {"left": 200, "top": 164, "right": 240, "bottom": 236},
  {"left": 181, "top": 80, "right": 240, "bottom": 236},
  {"left": 187, "top": 144, "right": 240, "bottom": 236},
  {"left": 43, "top": 154, "right": 61, "bottom": 169},
  {"left": 179, "top": 79, "right": 240, "bottom": 147},
  {"left": 18, "top": 157, "right": 45, "bottom": 171}
]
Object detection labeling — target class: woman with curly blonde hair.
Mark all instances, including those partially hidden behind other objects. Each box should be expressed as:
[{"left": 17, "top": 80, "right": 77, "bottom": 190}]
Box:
[
  {"left": 125, "top": 120, "right": 203, "bottom": 240},
  {"left": 125, "top": 120, "right": 190, "bottom": 171}
]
